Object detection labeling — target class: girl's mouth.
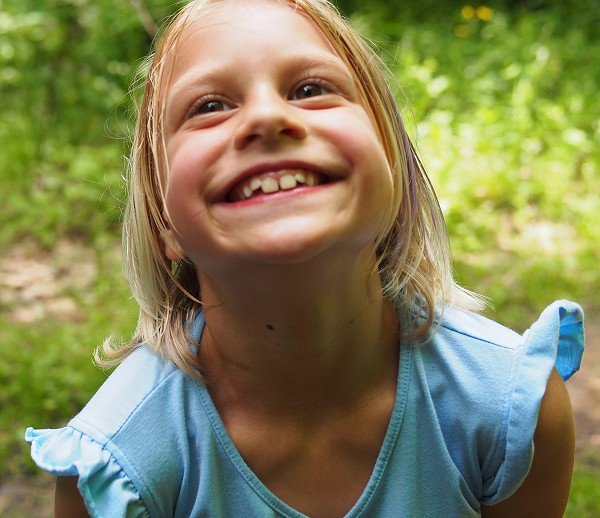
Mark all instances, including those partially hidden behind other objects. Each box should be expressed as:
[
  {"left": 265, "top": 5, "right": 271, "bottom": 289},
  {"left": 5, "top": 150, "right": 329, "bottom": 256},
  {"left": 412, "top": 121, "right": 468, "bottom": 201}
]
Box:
[{"left": 226, "top": 170, "right": 329, "bottom": 202}]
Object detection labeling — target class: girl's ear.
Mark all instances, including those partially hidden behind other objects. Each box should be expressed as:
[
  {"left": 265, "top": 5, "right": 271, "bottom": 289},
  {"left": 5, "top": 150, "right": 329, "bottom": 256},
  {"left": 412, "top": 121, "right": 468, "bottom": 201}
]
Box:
[{"left": 162, "top": 228, "right": 186, "bottom": 261}]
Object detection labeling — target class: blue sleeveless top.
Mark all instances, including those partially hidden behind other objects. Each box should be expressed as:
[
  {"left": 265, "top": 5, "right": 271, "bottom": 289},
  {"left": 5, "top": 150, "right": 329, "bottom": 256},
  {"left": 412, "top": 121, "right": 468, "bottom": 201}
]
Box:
[{"left": 26, "top": 300, "right": 584, "bottom": 517}]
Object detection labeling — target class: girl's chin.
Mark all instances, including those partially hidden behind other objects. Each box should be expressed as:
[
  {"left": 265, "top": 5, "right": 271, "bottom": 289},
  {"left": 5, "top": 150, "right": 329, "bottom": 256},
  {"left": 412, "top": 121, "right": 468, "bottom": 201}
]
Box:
[
  {"left": 220, "top": 227, "right": 375, "bottom": 268},
  {"left": 234, "top": 236, "right": 337, "bottom": 264}
]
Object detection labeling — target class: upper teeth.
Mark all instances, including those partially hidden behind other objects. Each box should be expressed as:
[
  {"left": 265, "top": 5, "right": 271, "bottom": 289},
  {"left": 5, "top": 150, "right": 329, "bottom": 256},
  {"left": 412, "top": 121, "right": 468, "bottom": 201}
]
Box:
[{"left": 232, "top": 170, "right": 321, "bottom": 202}]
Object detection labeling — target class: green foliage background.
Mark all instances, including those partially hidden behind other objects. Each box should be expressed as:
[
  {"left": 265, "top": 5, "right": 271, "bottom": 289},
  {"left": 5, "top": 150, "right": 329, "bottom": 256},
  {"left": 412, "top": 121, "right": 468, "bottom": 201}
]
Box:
[{"left": 1, "top": 0, "right": 598, "bottom": 513}]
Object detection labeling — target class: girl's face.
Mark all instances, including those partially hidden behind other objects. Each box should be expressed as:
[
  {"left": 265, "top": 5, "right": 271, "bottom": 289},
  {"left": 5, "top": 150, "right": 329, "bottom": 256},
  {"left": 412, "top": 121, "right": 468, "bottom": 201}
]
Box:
[{"left": 162, "top": 0, "right": 392, "bottom": 276}]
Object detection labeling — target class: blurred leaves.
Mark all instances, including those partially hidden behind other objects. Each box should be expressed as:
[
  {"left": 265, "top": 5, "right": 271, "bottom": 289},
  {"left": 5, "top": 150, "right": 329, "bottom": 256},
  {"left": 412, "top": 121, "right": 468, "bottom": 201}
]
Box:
[
  {"left": 0, "top": 1, "right": 596, "bottom": 307},
  {"left": 0, "top": 0, "right": 175, "bottom": 244},
  {"left": 352, "top": 1, "right": 599, "bottom": 322},
  {"left": 0, "top": 0, "right": 597, "bottom": 323}
]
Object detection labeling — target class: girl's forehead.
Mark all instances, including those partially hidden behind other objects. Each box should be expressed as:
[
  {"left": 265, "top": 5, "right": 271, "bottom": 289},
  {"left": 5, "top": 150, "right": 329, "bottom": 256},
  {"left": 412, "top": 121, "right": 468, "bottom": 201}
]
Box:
[
  {"left": 178, "top": 1, "right": 322, "bottom": 41},
  {"left": 166, "top": 0, "right": 341, "bottom": 76},
  {"left": 183, "top": 0, "right": 310, "bottom": 28}
]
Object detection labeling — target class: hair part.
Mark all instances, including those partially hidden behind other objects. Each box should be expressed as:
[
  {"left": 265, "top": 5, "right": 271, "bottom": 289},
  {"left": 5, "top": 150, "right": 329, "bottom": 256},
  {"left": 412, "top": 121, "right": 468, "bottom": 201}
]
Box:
[{"left": 95, "top": 0, "right": 486, "bottom": 377}]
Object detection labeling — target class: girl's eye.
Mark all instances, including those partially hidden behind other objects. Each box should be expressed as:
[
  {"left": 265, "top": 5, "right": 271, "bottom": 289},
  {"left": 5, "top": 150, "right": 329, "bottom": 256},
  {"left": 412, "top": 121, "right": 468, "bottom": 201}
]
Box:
[
  {"left": 292, "top": 83, "right": 328, "bottom": 100},
  {"left": 193, "top": 99, "right": 232, "bottom": 116}
]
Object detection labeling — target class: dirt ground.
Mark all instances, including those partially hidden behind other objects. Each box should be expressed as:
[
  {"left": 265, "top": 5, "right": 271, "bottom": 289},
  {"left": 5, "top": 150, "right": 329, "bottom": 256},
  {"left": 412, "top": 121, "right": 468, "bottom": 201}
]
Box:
[{"left": 0, "top": 242, "right": 598, "bottom": 515}]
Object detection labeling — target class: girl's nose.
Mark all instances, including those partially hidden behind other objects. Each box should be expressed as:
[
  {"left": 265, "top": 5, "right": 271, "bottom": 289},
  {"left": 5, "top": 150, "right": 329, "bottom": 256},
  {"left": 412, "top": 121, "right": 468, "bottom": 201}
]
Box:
[{"left": 233, "top": 90, "right": 308, "bottom": 149}]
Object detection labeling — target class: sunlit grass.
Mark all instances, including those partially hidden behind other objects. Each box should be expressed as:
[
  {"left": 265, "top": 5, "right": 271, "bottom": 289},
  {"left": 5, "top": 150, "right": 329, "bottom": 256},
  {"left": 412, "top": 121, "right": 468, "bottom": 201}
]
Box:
[
  {"left": 0, "top": 241, "right": 137, "bottom": 474},
  {"left": 567, "top": 454, "right": 600, "bottom": 516}
]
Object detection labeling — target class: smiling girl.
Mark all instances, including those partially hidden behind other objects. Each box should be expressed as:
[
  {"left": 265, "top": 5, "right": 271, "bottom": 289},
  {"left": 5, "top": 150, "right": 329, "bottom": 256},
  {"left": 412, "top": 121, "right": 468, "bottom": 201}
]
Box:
[{"left": 26, "top": 1, "right": 584, "bottom": 516}]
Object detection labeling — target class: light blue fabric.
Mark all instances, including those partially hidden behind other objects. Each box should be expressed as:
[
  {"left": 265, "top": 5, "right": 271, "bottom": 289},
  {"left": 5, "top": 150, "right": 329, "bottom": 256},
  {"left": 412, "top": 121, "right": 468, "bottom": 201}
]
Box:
[{"left": 25, "top": 300, "right": 584, "bottom": 517}]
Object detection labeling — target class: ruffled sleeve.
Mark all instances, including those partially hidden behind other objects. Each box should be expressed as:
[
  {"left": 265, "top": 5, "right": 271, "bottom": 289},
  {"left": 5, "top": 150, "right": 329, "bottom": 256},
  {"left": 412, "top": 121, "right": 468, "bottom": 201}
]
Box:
[
  {"left": 25, "top": 426, "right": 148, "bottom": 518},
  {"left": 524, "top": 300, "right": 585, "bottom": 381},
  {"left": 481, "top": 299, "right": 585, "bottom": 504}
]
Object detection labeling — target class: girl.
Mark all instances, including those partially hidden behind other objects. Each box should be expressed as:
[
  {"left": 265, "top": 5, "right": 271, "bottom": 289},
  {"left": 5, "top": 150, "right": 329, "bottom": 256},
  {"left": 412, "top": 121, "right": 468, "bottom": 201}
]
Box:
[{"left": 27, "top": 0, "right": 584, "bottom": 516}]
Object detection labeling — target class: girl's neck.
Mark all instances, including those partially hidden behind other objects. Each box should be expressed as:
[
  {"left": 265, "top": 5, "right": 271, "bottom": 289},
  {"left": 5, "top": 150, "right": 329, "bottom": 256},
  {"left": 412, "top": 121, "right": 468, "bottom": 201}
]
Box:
[{"left": 196, "top": 250, "right": 400, "bottom": 419}]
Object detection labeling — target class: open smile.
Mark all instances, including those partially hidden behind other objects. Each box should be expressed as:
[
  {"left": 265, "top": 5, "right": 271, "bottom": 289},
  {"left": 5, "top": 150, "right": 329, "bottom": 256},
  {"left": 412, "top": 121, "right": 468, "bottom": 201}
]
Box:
[{"left": 226, "top": 170, "right": 331, "bottom": 202}]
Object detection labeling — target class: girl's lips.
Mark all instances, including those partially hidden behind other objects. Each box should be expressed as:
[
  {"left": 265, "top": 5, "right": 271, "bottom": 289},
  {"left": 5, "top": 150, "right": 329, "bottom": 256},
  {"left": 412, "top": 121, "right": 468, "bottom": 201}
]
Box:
[{"left": 226, "top": 170, "right": 328, "bottom": 202}]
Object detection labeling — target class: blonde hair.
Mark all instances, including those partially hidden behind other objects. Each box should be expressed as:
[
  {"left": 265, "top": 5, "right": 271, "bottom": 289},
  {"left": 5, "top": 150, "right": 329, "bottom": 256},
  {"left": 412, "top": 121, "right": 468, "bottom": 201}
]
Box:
[{"left": 96, "top": 0, "right": 485, "bottom": 376}]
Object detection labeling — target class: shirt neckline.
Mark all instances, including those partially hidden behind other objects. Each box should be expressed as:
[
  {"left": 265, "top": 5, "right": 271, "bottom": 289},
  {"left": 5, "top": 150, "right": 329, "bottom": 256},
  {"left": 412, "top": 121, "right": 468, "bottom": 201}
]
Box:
[{"left": 193, "top": 312, "right": 412, "bottom": 517}]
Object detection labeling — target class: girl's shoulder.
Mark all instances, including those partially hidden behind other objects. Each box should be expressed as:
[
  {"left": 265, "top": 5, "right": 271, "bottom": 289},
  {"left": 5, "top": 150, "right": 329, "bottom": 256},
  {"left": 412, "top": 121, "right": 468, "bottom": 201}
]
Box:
[
  {"left": 404, "top": 299, "right": 584, "bottom": 505},
  {"left": 430, "top": 299, "right": 583, "bottom": 380},
  {"left": 75, "top": 345, "right": 188, "bottom": 437},
  {"left": 26, "top": 345, "right": 205, "bottom": 517}
]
